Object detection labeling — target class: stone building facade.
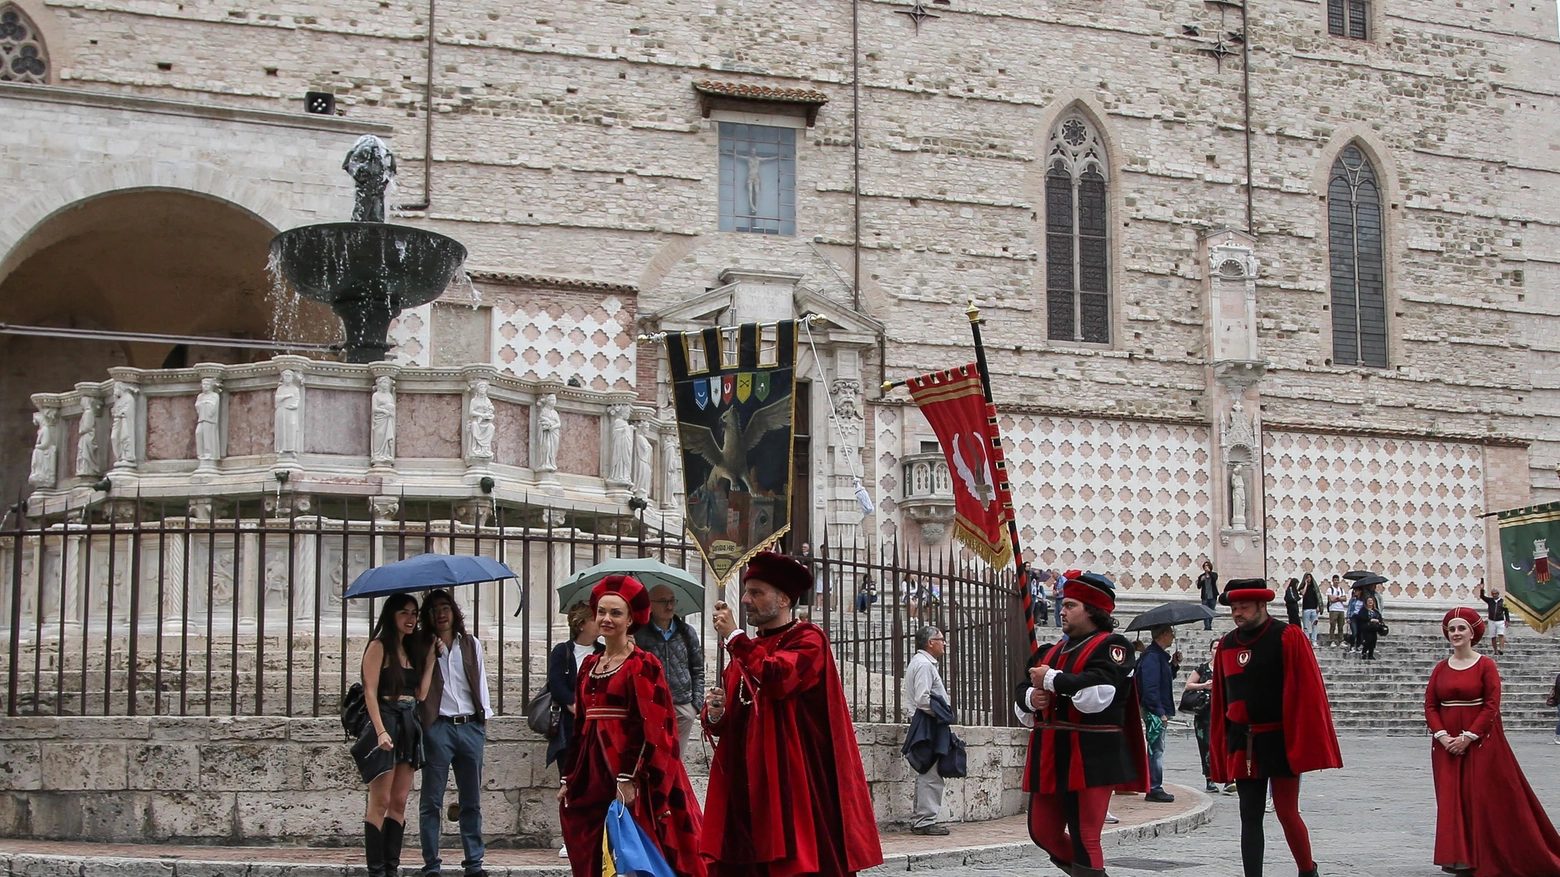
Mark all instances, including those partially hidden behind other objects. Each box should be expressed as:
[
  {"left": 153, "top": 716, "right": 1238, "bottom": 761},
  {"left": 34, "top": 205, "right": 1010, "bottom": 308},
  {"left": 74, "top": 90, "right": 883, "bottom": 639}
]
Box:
[{"left": 2, "top": 0, "right": 1558, "bottom": 609}]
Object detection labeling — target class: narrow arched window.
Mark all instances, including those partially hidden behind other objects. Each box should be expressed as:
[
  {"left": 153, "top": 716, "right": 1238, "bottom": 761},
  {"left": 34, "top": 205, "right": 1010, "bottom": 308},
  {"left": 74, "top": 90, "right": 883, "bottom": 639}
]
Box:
[
  {"left": 1045, "top": 114, "right": 1110, "bottom": 344},
  {"left": 1328, "top": 144, "right": 1387, "bottom": 368},
  {"left": 0, "top": 4, "right": 48, "bottom": 84}
]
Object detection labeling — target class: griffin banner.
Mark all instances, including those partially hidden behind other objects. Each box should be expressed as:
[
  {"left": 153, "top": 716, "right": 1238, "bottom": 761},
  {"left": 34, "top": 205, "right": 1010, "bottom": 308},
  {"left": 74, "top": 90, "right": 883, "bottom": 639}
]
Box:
[
  {"left": 906, "top": 364, "right": 1015, "bottom": 569},
  {"left": 1497, "top": 501, "right": 1560, "bottom": 634},
  {"left": 666, "top": 321, "right": 796, "bottom": 586}
]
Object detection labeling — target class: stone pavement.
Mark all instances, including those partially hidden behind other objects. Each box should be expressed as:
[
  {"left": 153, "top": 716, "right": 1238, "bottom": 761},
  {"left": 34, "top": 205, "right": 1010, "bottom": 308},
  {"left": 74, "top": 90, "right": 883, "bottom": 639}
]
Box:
[{"left": 926, "top": 732, "right": 1560, "bottom": 877}]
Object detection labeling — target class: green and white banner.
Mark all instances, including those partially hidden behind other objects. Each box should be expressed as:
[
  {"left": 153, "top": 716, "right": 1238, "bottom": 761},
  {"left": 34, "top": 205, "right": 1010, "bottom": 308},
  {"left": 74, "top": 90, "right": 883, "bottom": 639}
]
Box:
[{"left": 1496, "top": 501, "right": 1560, "bottom": 634}]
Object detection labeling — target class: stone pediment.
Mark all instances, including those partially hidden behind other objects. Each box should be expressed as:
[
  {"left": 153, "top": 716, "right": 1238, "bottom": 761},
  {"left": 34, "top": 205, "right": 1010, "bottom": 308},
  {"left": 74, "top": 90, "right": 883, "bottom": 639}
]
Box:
[{"left": 644, "top": 275, "right": 882, "bottom": 347}]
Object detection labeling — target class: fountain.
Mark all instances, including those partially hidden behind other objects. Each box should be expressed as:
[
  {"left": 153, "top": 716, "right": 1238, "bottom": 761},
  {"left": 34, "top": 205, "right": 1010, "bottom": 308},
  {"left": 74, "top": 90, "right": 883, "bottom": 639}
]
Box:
[{"left": 269, "top": 135, "right": 467, "bottom": 363}]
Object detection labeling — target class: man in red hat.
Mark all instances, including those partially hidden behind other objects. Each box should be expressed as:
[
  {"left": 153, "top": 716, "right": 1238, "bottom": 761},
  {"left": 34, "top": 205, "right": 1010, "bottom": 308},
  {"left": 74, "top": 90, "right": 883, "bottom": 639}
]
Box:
[
  {"left": 700, "top": 550, "right": 883, "bottom": 877},
  {"left": 1013, "top": 571, "right": 1147, "bottom": 877},
  {"left": 1210, "top": 577, "right": 1343, "bottom": 877}
]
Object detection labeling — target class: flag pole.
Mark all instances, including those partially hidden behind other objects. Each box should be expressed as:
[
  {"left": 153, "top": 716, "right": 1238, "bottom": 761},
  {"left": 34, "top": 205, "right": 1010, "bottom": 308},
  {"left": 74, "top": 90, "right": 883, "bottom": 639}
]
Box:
[{"left": 963, "top": 298, "right": 1032, "bottom": 648}]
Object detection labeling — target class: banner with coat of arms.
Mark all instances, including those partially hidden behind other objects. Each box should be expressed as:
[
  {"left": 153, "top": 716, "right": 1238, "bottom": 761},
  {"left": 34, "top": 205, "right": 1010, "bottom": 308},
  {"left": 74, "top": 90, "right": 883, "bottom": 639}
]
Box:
[
  {"left": 1496, "top": 501, "right": 1560, "bottom": 633},
  {"left": 905, "top": 363, "right": 1015, "bottom": 569},
  {"left": 665, "top": 321, "right": 796, "bottom": 586}
]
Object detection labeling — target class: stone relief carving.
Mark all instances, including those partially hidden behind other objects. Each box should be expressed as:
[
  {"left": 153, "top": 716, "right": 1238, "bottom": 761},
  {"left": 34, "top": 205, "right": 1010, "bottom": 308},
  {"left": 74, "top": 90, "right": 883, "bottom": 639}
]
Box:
[
  {"left": 661, "top": 432, "right": 683, "bottom": 500},
  {"left": 110, "top": 382, "right": 138, "bottom": 469},
  {"left": 1224, "top": 399, "right": 1256, "bottom": 453},
  {"left": 466, "top": 379, "right": 495, "bottom": 461},
  {"left": 370, "top": 375, "right": 397, "bottom": 465},
  {"left": 29, "top": 407, "right": 57, "bottom": 488},
  {"left": 76, "top": 396, "right": 101, "bottom": 477},
  {"left": 194, "top": 378, "right": 222, "bottom": 467},
  {"left": 536, "top": 393, "right": 561, "bottom": 473},
  {"left": 369, "top": 495, "right": 400, "bottom": 523},
  {"left": 1229, "top": 462, "right": 1248, "bottom": 530},
  {"left": 606, "top": 404, "right": 633, "bottom": 486},
  {"left": 633, "top": 421, "right": 654, "bottom": 500},
  {"left": 274, "top": 370, "right": 304, "bottom": 458}
]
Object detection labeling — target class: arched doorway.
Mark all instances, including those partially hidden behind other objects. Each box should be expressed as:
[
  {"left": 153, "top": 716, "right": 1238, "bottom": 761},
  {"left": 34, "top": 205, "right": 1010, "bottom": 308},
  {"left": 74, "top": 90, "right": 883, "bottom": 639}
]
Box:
[{"left": 0, "top": 188, "right": 336, "bottom": 501}]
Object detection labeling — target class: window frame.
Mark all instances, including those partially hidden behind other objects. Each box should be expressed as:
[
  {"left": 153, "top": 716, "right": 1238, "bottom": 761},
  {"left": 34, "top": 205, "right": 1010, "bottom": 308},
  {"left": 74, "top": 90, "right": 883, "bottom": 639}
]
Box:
[
  {"left": 0, "top": 3, "right": 49, "bottom": 84},
  {"left": 1327, "top": 0, "right": 1371, "bottom": 40},
  {"left": 1326, "top": 143, "right": 1389, "bottom": 369},
  {"left": 717, "top": 121, "right": 798, "bottom": 237},
  {"left": 1043, "top": 113, "right": 1112, "bottom": 346}
]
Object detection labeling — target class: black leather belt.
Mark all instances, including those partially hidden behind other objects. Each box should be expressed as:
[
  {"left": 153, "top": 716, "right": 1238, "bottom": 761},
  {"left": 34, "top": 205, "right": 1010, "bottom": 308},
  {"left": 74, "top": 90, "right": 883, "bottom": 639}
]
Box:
[{"left": 441, "top": 713, "right": 484, "bottom": 725}]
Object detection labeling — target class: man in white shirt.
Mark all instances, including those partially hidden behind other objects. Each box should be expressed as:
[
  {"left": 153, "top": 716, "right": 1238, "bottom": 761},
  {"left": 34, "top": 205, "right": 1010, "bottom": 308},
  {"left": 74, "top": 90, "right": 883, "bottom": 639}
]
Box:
[
  {"left": 417, "top": 590, "right": 494, "bottom": 877},
  {"left": 903, "top": 626, "right": 951, "bottom": 835},
  {"left": 1325, "top": 576, "right": 1348, "bottom": 648}
]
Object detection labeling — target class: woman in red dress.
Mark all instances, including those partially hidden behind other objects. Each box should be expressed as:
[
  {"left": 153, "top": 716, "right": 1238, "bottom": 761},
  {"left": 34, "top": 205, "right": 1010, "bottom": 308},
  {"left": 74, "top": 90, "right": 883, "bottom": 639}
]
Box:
[
  {"left": 559, "top": 575, "right": 705, "bottom": 877},
  {"left": 1425, "top": 607, "right": 1560, "bottom": 876}
]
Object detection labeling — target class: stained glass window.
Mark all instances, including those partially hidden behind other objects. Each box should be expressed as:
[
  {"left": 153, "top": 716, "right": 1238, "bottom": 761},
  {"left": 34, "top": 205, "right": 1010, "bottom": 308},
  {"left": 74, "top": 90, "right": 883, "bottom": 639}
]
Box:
[
  {"left": 0, "top": 5, "right": 47, "bottom": 84},
  {"left": 1328, "top": 144, "right": 1388, "bottom": 368},
  {"left": 1045, "top": 114, "right": 1111, "bottom": 344},
  {"left": 718, "top": 123, "right": 796, "bottom": 236},
  {"left": 1328, "top": 0, "right": 1369, "bottom": 39}
]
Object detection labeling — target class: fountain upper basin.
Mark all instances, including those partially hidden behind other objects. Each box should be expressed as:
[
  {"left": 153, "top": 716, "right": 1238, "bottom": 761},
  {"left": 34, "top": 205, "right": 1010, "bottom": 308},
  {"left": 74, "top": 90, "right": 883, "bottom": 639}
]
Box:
[{"left": 269, "top": 222, "right": 467, "bottom": 311}]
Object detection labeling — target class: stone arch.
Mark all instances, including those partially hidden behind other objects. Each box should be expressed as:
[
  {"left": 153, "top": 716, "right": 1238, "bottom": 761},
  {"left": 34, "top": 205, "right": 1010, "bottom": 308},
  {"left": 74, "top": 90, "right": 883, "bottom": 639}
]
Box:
[{"left": 0, "top": 1, "right": 51, "bottom": 84}]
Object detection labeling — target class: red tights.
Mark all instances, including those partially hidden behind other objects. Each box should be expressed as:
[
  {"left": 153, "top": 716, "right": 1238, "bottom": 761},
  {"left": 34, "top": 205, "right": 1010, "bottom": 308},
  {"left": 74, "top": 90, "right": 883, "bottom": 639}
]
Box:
[
  {"left": 1236, "top": 776, "right": 1313, "bottom": 876},
  {"left": 1027, "top": 787, "right": 1112, "bottom": 870}
]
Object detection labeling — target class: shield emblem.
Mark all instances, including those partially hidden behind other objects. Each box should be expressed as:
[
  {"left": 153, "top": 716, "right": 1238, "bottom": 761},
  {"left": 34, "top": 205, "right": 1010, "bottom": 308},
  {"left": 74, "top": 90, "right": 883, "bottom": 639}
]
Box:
[
  {"left": 722, "top": 374, "right": 735, "bottom": 404},
  {"left": 736, "top": 372, "right": 753, "bottom": 403},
  {"left": 1237, "top": 650, "right": 1252, "bottom": 667},
  {"left": 754, "top": 371, "right": 771, "bottom": 401},
  {"left": 1109, "top": 645, "right": 1125, "bottom": 665},
  {"left": 692, "top": 379, "right": 710, "bottom": 410},
  {"left": 708, "top": 377, "right": 722, "bottom": 407}
]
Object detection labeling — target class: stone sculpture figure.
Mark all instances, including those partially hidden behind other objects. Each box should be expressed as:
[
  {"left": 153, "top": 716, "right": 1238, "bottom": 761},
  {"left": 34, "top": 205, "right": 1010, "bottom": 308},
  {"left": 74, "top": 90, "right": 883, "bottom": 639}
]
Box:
[
  {"left": 536, "top": 393, "right": 560, "bottom": 473},
  {"left": 606, "top": 404, "right": 633, "bottom": 485},
  {"left": 743, "top": 147, "right": 779, "bottom": 213},
  {"left": 371, "top": 376, "right": 397, "bottom": 464},
  {"left": 342, "top": 134, "right": 397, "bottom": 223},
  {"left": 467, "top": 379, "right": 495, "bottom": 460},
  {"left": 110, "top": 382, "right": 138, "bottom": 468},
  {"left": 194, "top": 378, "right": 222, "bottom": 466},
  {"left": 1230, "top": 463, "right": 1248, "bottom": 529},
  {"left": 633, "top": 421, "right": 654, "bottom": 499},
  {"left": 76, "top": 396, "right": 101, "bottom": 477},
  {"left": 274, "top": 370, "right": 304, "bottom": 457},
  {"left": 661, "top": 433, "right": 684, "bottom": 499},
  {"left": 28, "top": 408, "right": 57, "bottom": 487}
]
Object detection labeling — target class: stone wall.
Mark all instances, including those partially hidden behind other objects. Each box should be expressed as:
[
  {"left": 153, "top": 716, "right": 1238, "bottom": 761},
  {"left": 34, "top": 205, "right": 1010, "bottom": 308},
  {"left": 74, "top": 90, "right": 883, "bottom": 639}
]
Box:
[{"left": 0, "top": 716, "right": 1029, "bottom": 845}]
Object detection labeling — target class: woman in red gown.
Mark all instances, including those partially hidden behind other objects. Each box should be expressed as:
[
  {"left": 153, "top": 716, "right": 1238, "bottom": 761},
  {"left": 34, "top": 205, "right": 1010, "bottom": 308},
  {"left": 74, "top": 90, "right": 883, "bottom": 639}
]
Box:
[
  {"left": 559, "top": 575, "right": 705, "bottom": 877},
  {"left": 1425, "top": 607, "right": 1560, "bottom": 876}
]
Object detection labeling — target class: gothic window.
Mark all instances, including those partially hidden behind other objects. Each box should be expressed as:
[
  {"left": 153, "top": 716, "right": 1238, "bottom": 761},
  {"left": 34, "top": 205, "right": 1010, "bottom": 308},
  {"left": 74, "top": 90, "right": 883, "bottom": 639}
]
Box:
[
  {"left": 719, "top": 123, "right": 796, "bottom": 236},
  {"left": 0, "top": 4, "right": 47, "bottom": 84},
  {"left": 1328, "top": 144, "right": 1387, "bottom": 368},
  {"left": 1045, "top": 114, "right": 1110, "bottom": 344},
  {"left": 1328, "top": 0, "right": 1369, "bottom": 39}
]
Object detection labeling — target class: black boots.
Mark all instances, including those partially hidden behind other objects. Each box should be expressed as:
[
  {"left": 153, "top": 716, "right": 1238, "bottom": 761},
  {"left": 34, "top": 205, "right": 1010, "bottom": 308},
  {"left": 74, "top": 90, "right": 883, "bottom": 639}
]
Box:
[
  {"left": 1299, "top": 869, "right": 1320, "bottom": 877},
  {"left": 382, "top": 817, "right": 405, "bottom": 876},
  {"left": 363, "top": 822, "right": 386, "bottom": 877}
]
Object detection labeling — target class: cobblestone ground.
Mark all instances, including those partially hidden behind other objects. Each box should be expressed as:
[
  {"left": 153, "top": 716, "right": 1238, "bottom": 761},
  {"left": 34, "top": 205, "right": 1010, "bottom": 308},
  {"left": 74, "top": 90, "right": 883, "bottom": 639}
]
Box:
[{"left": 922, "top": 732, "right": 1560, "bottom": 877}]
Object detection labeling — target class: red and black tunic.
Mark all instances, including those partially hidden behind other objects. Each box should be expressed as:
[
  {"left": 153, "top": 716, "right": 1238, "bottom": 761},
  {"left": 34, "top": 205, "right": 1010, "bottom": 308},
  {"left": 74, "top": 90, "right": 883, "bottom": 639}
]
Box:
[
  {"left": 1209, "top": 618, "right": 1342, "bottom": 782},
  {"left": 1015, "top": 631, "right": 1148, "bottom": 794}
]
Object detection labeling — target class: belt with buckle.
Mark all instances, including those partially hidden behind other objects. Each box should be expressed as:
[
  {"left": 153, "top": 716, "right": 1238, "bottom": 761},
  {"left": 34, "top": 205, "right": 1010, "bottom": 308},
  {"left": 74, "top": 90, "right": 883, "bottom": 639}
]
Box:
[{"left": 443, "top": 713, "right": 484, "bottom": 725}]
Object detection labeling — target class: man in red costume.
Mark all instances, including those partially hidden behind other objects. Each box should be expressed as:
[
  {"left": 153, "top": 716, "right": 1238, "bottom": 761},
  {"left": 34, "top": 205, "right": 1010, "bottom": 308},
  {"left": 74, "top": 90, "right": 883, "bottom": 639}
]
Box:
[
  {"left": 1013, "top": 570, "right": 1147, "bottom": 877},
  {"left": 701, "top": 551, "right": 883, "bottom": 877},
  {"left": 1210, "top": 578, "right": 1343, "bottom": 877}
]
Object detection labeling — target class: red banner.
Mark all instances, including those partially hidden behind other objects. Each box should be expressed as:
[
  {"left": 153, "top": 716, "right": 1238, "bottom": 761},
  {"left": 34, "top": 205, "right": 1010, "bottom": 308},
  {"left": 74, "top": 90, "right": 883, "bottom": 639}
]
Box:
[{"left": 906, "top": 364, "right": 1015, "bottom": 569}]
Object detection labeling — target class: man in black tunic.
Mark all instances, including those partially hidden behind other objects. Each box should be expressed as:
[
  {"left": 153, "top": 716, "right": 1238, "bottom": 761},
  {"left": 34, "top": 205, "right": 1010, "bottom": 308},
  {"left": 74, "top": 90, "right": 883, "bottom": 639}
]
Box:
[{"left": 1014, "top": 571, "right": 1147, "bottom": 877}]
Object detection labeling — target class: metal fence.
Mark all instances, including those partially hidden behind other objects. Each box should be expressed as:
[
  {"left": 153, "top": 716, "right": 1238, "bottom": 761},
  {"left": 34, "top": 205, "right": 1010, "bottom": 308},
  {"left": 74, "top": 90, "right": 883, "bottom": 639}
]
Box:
[{"left": 0, "top": 498, "right": 1026, "bottom": 726}]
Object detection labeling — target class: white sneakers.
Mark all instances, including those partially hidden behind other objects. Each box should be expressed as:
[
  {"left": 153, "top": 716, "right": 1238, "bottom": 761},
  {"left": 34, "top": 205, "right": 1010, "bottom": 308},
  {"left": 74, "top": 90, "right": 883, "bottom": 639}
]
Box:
[
  {"left": 559, "top": 845, "right": 569, "bottom": 857},
  {"left": 1104, "top": 811, "right": 1120, "bottom": 824}
]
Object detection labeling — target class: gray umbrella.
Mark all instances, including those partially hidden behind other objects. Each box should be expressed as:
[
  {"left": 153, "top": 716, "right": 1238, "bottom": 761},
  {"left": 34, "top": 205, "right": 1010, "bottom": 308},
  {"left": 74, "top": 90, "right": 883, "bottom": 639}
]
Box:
[{"left": 1124, "top": 601, "right": 1217, "bottom": 632}]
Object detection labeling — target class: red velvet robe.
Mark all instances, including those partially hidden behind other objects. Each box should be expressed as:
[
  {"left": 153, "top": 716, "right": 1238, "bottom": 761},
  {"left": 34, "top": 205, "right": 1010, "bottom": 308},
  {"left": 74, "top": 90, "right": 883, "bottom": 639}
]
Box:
[
  {"left": 700, "top": 620, "right": 883, "bottom": 877},
  {"left": 560, "top": 648, "right": 705, "bottom": 877},
  {"left": 1209, "top": 620, "right": 1342, "bottom": 782},
  {"left": 1426, "top": 656, "right": 1560, "bottom": 877}
]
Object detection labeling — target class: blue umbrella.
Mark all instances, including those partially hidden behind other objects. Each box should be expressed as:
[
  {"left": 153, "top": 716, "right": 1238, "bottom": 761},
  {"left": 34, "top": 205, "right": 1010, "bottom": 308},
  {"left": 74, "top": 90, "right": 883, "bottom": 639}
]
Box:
[{"left": 345, "top": 553, "right": 517, "bottom": 599}]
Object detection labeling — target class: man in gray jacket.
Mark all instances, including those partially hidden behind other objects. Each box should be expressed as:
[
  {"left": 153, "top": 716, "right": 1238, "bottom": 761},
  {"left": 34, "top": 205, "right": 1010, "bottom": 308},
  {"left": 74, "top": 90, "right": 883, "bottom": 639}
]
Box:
[
  {"left": 904, "top": 625, "right": 951, "bottom": 835},
  {"left": 634, "top": 585, "right": 704, "bottom": 757}
]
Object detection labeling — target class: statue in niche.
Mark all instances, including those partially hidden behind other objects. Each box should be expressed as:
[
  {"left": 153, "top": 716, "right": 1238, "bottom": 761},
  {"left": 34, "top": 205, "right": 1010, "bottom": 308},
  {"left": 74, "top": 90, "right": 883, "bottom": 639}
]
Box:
[
  {"left": 536, "top": 393, "right": 561, "bottom": 473},
  {"left": 342, "top": 134, "right": 397, "bottom": 223},
  {"left": 29, "top": 408, "right": 57, "bottom": 487},
  {"left": 110, "top": 382, "right": 138, "bottom": 468},
  {"left": 467, "top": 379, "right": 495, "bottom": 460},
  {"left": 77, "top": 396, "right": 101, "bottom": 477},
  {"left": 194, "top": 378, "right": 222, "bottom": 466},
  {"left": 1230, "top": 463, "right": 1249, "bottom": 530},
  {"left": 633, "top": 422, "right": 654, "bottom": 499},
  {"left": 370, "top": 376, "right": 397, "bottom": 464},
  {"left": 274, "top": 370, "right": 304, "bottom": 457},
  {"left": 606, "top": 404, "right": 633, "bottom": 485},
  {"left": 661, "top": 433, "right": 683, "bottom": 499}
]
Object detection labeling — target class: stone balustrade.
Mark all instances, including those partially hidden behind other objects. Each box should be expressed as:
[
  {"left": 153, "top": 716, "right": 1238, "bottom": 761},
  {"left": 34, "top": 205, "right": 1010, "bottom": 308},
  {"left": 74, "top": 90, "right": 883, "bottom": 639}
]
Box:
[{"left": 23, "top": 356, "right": 678, "bottom": 520}]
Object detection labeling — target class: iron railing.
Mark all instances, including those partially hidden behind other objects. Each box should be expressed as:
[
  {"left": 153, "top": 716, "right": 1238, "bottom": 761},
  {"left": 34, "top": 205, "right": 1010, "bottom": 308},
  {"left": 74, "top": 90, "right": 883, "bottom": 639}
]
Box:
[{"left": 0, "top": 498, "right": 1025, "bottom": 726}]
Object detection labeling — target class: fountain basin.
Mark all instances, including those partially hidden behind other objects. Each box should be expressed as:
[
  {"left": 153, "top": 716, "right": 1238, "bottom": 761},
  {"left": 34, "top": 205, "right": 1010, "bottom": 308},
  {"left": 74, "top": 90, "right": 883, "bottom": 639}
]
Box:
[{"left": 270, "top": 222, "right": 467, "bottom": 362}]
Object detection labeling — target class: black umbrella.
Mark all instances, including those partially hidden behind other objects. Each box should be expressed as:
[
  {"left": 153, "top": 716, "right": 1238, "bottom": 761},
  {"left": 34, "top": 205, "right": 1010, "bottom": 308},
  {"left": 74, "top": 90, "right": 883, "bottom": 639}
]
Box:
[
  {"left": 1125, "top": 601, "right": 1216, "bottom": 632},
  {"left": 1351, "top": 573, "right": 1388, "bottom": 589},
  {"left": 1343, "top": 570, "right": 1375, "bottom": 581}
]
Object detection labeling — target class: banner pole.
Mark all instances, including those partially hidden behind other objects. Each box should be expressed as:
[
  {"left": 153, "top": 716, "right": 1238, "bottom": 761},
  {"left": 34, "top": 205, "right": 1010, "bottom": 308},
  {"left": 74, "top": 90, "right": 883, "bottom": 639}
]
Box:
[{"left": 964, "top": 298, "right": 1032, "bottom": 649}]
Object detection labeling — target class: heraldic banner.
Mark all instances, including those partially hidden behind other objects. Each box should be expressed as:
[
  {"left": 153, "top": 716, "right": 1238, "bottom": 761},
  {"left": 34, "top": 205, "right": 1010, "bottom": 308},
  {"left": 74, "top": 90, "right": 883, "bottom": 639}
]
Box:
[
  {"left": 906, "top": 364, "right": 1015, "bottom": 569},
  {"left": 1497, "top": 501, "right": 1560, "bottom": 634},
  {"left": 666, "top": 321, "right": 796, "bottom": 586}
]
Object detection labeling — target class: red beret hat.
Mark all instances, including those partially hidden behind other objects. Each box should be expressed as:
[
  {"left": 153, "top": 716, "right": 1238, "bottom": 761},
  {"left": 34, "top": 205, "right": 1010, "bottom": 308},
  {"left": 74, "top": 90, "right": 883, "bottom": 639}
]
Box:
[
  {"left": 1061, "top": 570, "right": 1117, "bottom": 614},
  {"left": 590, "top": 574, "right": 652, "bottom": 630},
  {"left": 1441, "top": 607, "right": 1486, "bottom": 645},
  {"left": 1220, "top": 578, "right": 1276, "bottom": 606},
  {"left": 743, "top": 551, "right": 813, "bottom": 602}
]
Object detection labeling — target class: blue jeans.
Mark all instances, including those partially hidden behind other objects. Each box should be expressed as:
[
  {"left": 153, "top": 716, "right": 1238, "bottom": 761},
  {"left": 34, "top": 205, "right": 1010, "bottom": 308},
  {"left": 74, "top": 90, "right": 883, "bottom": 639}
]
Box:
[
  {"left": 1054, "top": 600, "right": 1064, "bottom": 627},
  {"left": 1202, "top": 596, "right": 1217, "bottom": 630},
  {"left": 1302, "top": 608, "right": 1319, "bottom": 643},
  {"left": 420, "top": 719, "right": 486, "bottom": 874},
  {"left": 1145, "top": 712, "right": 1166, "bottom": 793}
]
